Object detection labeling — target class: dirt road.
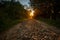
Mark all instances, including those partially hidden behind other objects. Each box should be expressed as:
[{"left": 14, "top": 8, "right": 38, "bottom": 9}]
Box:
[{"left": 0, "top": 19, "right": 60, "bottom": 40}]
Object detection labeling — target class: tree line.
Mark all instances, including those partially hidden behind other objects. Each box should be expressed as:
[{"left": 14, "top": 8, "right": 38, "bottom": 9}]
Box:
[
  {"left": 30, "top": 0, "right": 60, "bottom": 20},
  {"left": 0, "top": 0, "right": 27, "bottom": 32}
]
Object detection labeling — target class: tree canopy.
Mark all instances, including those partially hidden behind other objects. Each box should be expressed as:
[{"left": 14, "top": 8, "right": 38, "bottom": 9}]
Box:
[
  {"left": 0, "top": 1, "right": 27, "bottom": 32},
  {"left": 30, "top": 0, "right": 60, "bottom": 20}
]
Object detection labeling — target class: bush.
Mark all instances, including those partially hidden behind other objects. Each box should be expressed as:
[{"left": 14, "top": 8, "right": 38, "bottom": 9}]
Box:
[{"left": 0, "top": 2, "right": 27, "bottom": 32}]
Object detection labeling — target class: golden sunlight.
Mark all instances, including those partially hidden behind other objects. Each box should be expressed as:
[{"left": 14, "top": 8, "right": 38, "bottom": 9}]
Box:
[{"left": 30, "top": 10, "right": 34, "bottom": 19}]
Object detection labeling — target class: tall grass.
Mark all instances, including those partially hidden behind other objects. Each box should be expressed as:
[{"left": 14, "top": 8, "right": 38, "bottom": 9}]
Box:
[{"left": 37, "top": 18, "right": 60, "bottom": 29}]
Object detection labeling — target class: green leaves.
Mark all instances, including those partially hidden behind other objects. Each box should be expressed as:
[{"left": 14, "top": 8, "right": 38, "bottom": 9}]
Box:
[{"left": 0, "top": 1, "right": 27, "bottom": 32}]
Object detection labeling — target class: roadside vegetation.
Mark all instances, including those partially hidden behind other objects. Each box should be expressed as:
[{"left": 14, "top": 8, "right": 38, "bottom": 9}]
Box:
[
  {"left": 30, "top": 0, "right": 60, "bottom": 29},
  {"left": 0, "top": 1, "right": 27, "bottom": 32},
  {"left": 36, "top": 17, "right": 60, "bottom": 29}
]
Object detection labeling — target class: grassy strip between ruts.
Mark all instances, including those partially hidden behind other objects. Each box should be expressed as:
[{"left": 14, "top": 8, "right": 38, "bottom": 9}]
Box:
[{"left": 37, "top": 18, "right": 60, "bottom": 29}]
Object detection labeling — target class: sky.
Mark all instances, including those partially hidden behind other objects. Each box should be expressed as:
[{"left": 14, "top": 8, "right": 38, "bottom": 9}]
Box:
[
  {"left": 0, "top": 0, "right": 30, "bottom": 6},
  {"left": 19, "top": 0, "right": 30, "bottom": 6}
]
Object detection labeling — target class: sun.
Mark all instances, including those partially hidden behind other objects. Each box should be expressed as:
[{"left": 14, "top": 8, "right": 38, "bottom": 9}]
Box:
[{"left": 30, "top": 10, "right": 34, "bottom": 19}]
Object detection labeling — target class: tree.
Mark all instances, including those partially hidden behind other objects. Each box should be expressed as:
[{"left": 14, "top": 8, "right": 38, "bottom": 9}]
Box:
[
  {"left": 0, "top": 1, "right": 27, "bottom": 32},
  {"left": 30, "top": 0, "right": 59, "bottom": 20}
]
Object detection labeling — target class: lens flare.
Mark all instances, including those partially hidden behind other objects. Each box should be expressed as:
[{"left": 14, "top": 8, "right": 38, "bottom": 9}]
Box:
[
  {"left": 30, "top": 10, "right": 34, "bottom": 16},
  {"left": 30, "top": 10, "right": 34, "bottom": 19}
]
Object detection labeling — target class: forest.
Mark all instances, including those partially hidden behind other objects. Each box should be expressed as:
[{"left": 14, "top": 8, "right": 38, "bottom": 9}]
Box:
[
  {"left": 0, "top": 0, "right": 60, "bottom": 32},
  {"left": 30, "top": 0, "right": 60, "bottom": 28},
  {"left": 0, "top": 0, "right": 27, "bottom": 32}
]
